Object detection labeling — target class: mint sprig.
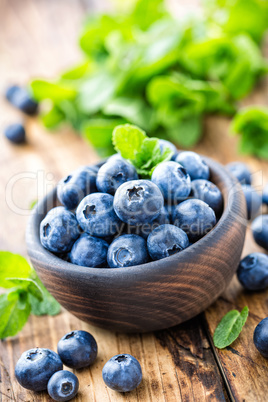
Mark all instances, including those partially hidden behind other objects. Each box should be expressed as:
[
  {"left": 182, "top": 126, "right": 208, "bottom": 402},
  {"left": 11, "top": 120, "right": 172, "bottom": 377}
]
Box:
[
  {"left": 213, "top": 306, "right": 249, "bottom": 349},
  {"left": 0, "top": 252, "right": 60, "bottom": 339},
  {"left": 112, "top": 124, "right": 173, "bottom": 177}
]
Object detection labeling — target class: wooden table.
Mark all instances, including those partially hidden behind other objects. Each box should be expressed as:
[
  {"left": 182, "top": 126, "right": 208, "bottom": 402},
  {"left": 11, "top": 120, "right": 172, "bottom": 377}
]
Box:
[{"left": 0, "top": 0, "right": 268, "bottom": 401}]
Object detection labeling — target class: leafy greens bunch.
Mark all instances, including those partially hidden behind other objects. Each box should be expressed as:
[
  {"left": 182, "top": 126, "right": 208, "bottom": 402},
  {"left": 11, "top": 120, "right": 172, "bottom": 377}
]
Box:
[
  {"left": 0, "top": 252, "right": 60, "bottom": 339},
  {"left": 30, "top": 0, "right": 268, "bottom": 156}
]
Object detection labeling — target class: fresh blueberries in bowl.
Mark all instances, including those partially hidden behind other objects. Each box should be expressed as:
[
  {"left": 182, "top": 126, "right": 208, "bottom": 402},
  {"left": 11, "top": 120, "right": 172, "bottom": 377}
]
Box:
[
  {"left": 254, "top": 318, "right": 268, "bottom": 357},
  {"left": 151, "top": 161, "right": 191, "bottom": 203},
  {"left": 226, "top": 161, "right": 251, "bottom": 185},
  {"left": 241, "top": 185, "right": 262, "bottom": 220},
  {"left": 107, "top": 234, "right": 149, "bottom": 268},
  {"left": 102, "top": 354, "right": 142, "bottom": 392},
  {"left": 4, "top": 123, "right": 26, "bottom": 144},
  {"left": 15, "top": 348, "right": 63, "bottom": 391},
  {"left": 176, "top": 151, "right": 209, "bottom": 181},
  {"left": 47, "top": 370, "right": 79, "bottom": 402},
  {"left": 57, "top": 330, "right": 97, "bottom": 369},
  {"left": 76, "top": 193, "right": 122, "bottom": 237},
  {"left": 40, "top": 207, "right": 80, "bottom": 253},
  {"left": 173, "top": 199, "right": 216, "bottom": 243},
  {"left": 57, "top": 166, "right": 98, "bottom": 210},
  {"left": 191, "top": 179, "right": 223, "bottom": 216},
  {"left": 113, "top": 179, "right": 164, "bottom": 225},
  {"left": 237, "top": 253, "right": 268, "bottom": 290},
  {"left": 96, "top": 158, "right": 138, "bottom": 195},
  {"left": 263, "top": 184, "right": 268, "bottom": 206},
  {"left": 252, "top": 215, "right": 268, "bottom": 251},
  {"left": 70, "top": 234, "right": 109, "bottom": 268},
  {"left": 147, "top": 224, "right": 189, "bottom": 261}
]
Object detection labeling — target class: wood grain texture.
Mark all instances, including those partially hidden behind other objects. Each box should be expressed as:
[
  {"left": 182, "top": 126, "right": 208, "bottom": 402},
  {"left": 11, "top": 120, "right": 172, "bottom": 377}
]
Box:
[
  {"left": 26, "top": 157, "right": 246, "bottom": 333},
  {"left": 0, "top": 0, "right": 268, "bottom": 400}
]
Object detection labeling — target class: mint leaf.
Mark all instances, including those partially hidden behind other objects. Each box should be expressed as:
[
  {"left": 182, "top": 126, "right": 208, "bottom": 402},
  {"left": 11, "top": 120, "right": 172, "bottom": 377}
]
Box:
[
  {"left": 41, "top": 105, "right": 65, "bottom": 129},
  {"left": 213, "top": 306, "right": 249, "bottom": 349},
  {"left": 28, "top": 275, "right": 60, "bottom": 316},
  {"left": 6, "top": 278, "right": 43, "bottom": 301},
  {"left": 82, "top": 118, "right": 125, "bottom": 149},
  {"left": 113, "top": 124, "right": 146, "bottom": 160},
  {"left": 112, "top": 123, "right": 172, "bottom": 177},
  {"left": 0, "top": 252, "right": 33, "bottom": 288},
  {"left": 31, "top": 80, "right": 77, "bottom": 102},
  {"left": 0, "top": 291, "right": 31, "bottom": 339}
]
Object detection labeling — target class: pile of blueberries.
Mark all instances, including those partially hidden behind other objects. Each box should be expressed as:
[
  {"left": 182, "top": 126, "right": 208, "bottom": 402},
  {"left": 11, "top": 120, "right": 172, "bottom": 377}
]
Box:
[
  {"left": 226, "top": 161, "right": 268, "bottom": 357},
  {"left": 40, "top": 144, "right": 223, "bottom": 268},
  {"left": 4, "top": 85, "right": 38, "bottom": 144},
  {"left": 15, "top": 329, "right": 142, "bottom": 401}
]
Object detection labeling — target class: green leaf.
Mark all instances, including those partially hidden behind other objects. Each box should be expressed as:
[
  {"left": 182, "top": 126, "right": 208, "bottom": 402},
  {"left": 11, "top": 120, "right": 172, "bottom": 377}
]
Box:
[
  {"left": 29, "top": 277, "right": 60, "bottom": 316},
  {"left": 131, "top": 0, "right": 166, "bottom": 30},
  {"left": 0, "top": 291, "right": 31, "bottom": 339},
  {"left": 78, "top": 71, "right": 117, "bottom": 114},
  {"left": 112, "top": 124, "right": 146, "bottom": 160},
  {"left": 61, "top": 61, "right": 94, "bottom": 80},
  {"left": 82, "top": 118, "right": 125, "bottom": 149},
  {"left": 41, "top": 105, "right": 65, "bottom": 129},
  {"left": 30, "top": 80, "right": 77, "bottom": 102},
  {"left": 6, "top": 278, "right": 43, "bottom": 302},
  {"left": 213, "top": 306, "right": 249, "bottom": 349},
  {"left": 167, "top": 116, "right": 203, "bottom": 148},
  {"left": 0, "top": 252, "right": 33, "bottom": 289}
]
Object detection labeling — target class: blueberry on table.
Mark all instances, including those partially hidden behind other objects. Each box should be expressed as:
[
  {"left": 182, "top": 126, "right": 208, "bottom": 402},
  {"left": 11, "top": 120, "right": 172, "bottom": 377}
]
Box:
[
  {"left": 242, "top": 185, "right": 262, "bottom": 220},
  {"left": 263, "top": 184, "right": 268, "bottom": 206},
  {"left": 107, "top": 234, "right": 149, "bottom": 268},
  {"left": 173, "top": 199, "right": 216, "bottom": 243},
  {"left": 76, "top": 193, "right": 122, "bottom": 237},
  {"left": 15, "top": 348, "right": 63, "bottom": 391},
  {"left": 57, "top": 330, "right": 97, "bottom": 369},
  {"left": 252, "top": 215, "right": 268, "bottom": 251},
  {"left": 70, "top": 234, "right": 109, "bottom": 268},
  {"left": 151, "top": 161, "right": 191, "bottom": 203},
  {"left": 254, "top": 318, "right": 268, "bottom": 358},
  {"left": 237, "top": 253, "right": 268, "bottom": 291},
  {"left": 5, "top": 85, "right": 38, "bottom": 115},
  {"left": 147, "top": 224, "right": 189, "bottom": 261},
  {"left": 97, "top": 158, "right": 138, "bottom": 195},
  {"left": 158, "top": 139, "right": 178, "bottom": 160},
  {"left": 4, "top": 123, "right": 26, "bottom": 144},
  {"left": 176, "top": 151, "right": 210, "bottom": 181},
  {"left": 57, "top": 165, "right": 97, "bottom": 210},
  {"left": 47, "top": 370, "right": 79, "bottom": 402},
  {"left": 40, "top": 207, "right": 80, "bottom": 253},
  {"left": 113, "top": 179, "right": 164, "bottom": 225},
  {"left": 226, "top": 161, "right": 251, "bottom": 185},
  {"left": 102, "top": 354, "right": 142, "bottom": 392},
  {"left": 191, "top": 179, "right": 223, "bottom": 216}
]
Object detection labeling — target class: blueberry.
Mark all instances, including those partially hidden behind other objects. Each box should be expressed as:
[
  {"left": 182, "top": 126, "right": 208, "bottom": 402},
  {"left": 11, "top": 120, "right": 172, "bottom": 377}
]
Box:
[
  {"left": 57, "top": 330, "right": 97, "bottom": 369},
  {"left": 76, "top": 193, "right": 122, "bottom": 237},
  {"left": 158, "top": 139, "right": 178, "bottom": 160},
  {"left": 173, "top": 199, "right": 216, "bottom": 243},
  {"left": 107, "top": 234, "right": 149, "bottom": 268},
  {"left": 147, "top": 224, "right": 189, "bottom": 261},
  {"left": 241, "top": 185, "right": 262, "bottom": 220},
  {"left": 70, "top": 234, "right": 109, "bottom": 267},
  {"left": 102, "top": 354, "right": 142, "bottom": 392},
  {"left": 254, "top": 318, "right": 268, "bottom": 357},
  {"left": 5, "top": 85, "right": 38, "bottom": 115},
  {"left": 114, "top": 180, "right": 164, "bottom": 225},
  {"left": 97, "top": 158, "right": 138, "bottom": 195},
  {"left": 151, "top": 161, "right": 191, "bottom": 203},
  {"left": 40, "top": 207, "right": 80, "bottom": 253},
  {"left": 263, "top": 184, "right": 268, "bottom": 206},
  {"left": 15, "top": 348, "right": 63, "bottom": 391},
  {"left": 176, "top": 151, "right": 209, "bottom": 181},
  {"left": 47, "top": 370, "right": 79, "bottom": 402},
  {"left": 226, "top": 162, "right": 251, "bottom": 185},
  {"left": 57, "top": 166, "right": 97, "bottom": 210},
  {"left": 129, "top": 206, "right": 170, "bottom": 239},
  {"left": 191, "top": 179, "right": 223, "bottom": 216},
  {"left": 4, "top": 123, "right": 26, "bottom": 144},
  {"left": 237, "top": 253, "right": 268, "bottom": 290},
  {"left": 252, "top": 215, "right": 268, "bottom": 251}
]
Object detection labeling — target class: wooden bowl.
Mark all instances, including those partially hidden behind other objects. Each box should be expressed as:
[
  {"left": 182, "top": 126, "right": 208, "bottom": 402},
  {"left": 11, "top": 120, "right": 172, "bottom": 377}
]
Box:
[{"left": 26, "top": 157, "right": 247, "bottom": 333}]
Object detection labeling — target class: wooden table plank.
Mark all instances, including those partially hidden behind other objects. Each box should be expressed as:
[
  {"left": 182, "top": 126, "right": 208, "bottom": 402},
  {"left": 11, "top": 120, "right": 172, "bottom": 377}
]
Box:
[{"left": 0, "top": 0, "right": 268, "bottom": 401}]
